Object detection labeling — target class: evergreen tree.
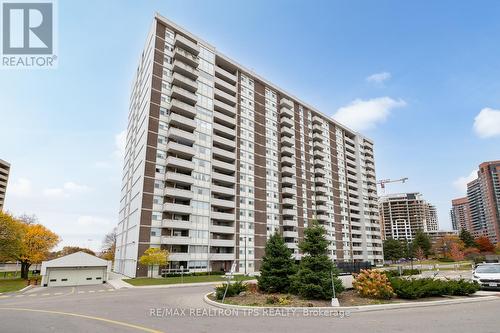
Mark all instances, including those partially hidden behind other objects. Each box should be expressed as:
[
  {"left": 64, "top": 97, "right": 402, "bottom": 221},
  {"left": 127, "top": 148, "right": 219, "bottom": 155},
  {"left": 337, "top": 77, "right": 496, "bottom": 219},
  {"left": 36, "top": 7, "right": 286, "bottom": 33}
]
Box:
[
  {"left": 257, "top": 232, "right": 296, "bottom": 293},
  {"left": 290, "top": 222, "right": 344, "bottom": 299},
  {"left": 412, "top": 229, "right": 432, "bottom": 257},
  {"left": 383, "top": 238, "right": 404, "bottom": 262},
  {"left": 459, "top": 229, "right": 476, "bottom": 248}
]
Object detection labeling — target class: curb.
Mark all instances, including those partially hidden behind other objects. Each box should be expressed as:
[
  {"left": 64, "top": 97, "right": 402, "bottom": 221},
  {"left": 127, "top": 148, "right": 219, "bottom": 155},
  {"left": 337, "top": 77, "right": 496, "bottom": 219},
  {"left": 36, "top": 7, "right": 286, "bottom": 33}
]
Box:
[
  {"left": 203, "top": 292, "right": 499, "bottom": 313},
  {"left": 132, "top": 280, "right": 257, "bottom": 289}
]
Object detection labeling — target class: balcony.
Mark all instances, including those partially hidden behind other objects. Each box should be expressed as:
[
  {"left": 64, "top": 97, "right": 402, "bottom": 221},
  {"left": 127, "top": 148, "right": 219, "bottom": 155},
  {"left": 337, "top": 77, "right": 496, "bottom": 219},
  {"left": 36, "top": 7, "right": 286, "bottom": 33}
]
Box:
[
  {"left": 312, "top": 124, "right": 323, "bottom": 133},
  {"left": 281, "top": 156, "right": 295, "bottom": 166},
  {"left": 282, "top": 187, "right": 295, "bottom": 196},
  {"left": 164, "top": 187, "right": 193, "bottom": 199},
  {"left": 210, "top": 224, "right": 235, "bottom": 234},
  {"left": 315, "top": 195, "right": 328, "bottom": 202},
  {"left": 212, "top": 159, "right": 235, "bottom": 173},
  {"left": 316, "top": 205, "right": 328, "bottom": 212},
  {"left": 315, "top": 177, "right": 326, "bottom": 185},
  {"left": 280, "top": 136, "right": 294, "bottom": 147},
  {"left": 211, "top": 238, "right": 235, "bottom": 247},
  {"left": 174, "top": 34, "right": 199, "bottom": 55},
  {"left": 162, "top": 219, "right": 193, "bottom": 229},
  {"left": 282, "top": 198, "right": 296, "bottom": 206},
  {"left": 213, "top": 134, "right": 235, "bottom": 150},
  {"left": 166, "top": 141, "right": 195, "bottom": 157},
  {"left": 169, "top": 253, "right": 190, "bottom": 261},
  {"left": 213, "top": 110, "right": 236, "bottom": 128},
  {"left": 211, "top": 197, "right": 235, "bottom": 209},
  {"left": 280, "top": 106, "right": 294, "bottom": 118},
  {"left": 312, "top": 115, "right": 323, "bottom": 125},
  {"left": 210, "top": 253, "right": 235, "bottom": 261},
  {"left": 167, "top": 127, "right": 195, "bottom": 143},
  {"left": 163, "top": 203, "right": 193, "bottom": 215},
  {"left": 212, "top": 184, "right": 235, "bottom": 196},
  {"left": 282, "top": 177, "right": 296, "bottom": 186},
  {"left": 315, "top": 186, "right": 327, "bottom": 194},
  {"left": 314, "top": 168, "right": 326, "bottom": 176},
  {"left": 165, "top": 171, "right": 193, "bottom": 185},
  {"left": 212, "top": 146, "right": 235, "bottom": 162},
  {"left": 213, "top": 122, "right": 236, "bottom": 139},
  {"left": 280, "top": 98, "right": 293, "bottom": 109},
  {"left": 312, "top": 132, "right": 324, "bottom": 142},
  {"left": 214, "top": 87, "right": 237, "bottom": 106},
  {"left": 172, "top": 72, "right": 197, "bottom": 93},
  {"left": 211, "top": 211, "right": 234, "bottom": 221},
  {"left": 212, "top": 171, "right": 235, "bottom": 185},
  {"left": 171, "top": 87, "right": 197, "bottom": 106},
  {"left": 173, "top": 47, "right": 199, "bottom": 68},
  {"left": 281, "top": 126, "right": 294, "bottom": 137},
  {"left": 280, "top": 116, "right": 294, "bottom": 128},
  {"left": 168, "top": 112, "right": 196, "bottom": 131},
  {"left": 214, "top": 99, "right": 236, "bottom": 116},
  {"left": 316, "top": 214, "right": 329, "bottom": 221},
  {"left": 281, "top": 146, "right": 295, "bottom": 157},
  {"left": 215, "top": 66, "right": 237, "bottom": 85},
  {"left": 281, "top": 166, "right": 295, "bottom": 176},
  {"left": 283, "top": 230, "right": 299, "bottom": 238},
  {"left": 283, "top": 219, "right": 298, "bottom": 227},
  {"left": 173, "top": 59, "right": 199, "bottom": 80},
  {"left": 282, "top": 209, "right": 296, "bottom": 216},
  {"left": 214, "top": 76, "right": 237, "bottom": 96},
  {"left": 161, "top": 236, "right": 191, "bottom": 245}
]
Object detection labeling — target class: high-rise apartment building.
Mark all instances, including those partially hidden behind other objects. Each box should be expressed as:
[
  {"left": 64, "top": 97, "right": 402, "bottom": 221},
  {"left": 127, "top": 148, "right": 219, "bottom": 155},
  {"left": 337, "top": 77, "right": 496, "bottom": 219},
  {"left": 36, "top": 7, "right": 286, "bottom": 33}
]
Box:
[
  {"left": 453, "top": 161, "right": 500, "bottom": 243},
  {"left": 379, "top": 193, "right": 439, "bottom": 241},
  {"left": 0, "top": 159, "right": 10, "bottom": 211},
  {"left": 450, "top": 197, "right": 472, "bottom": 232},
  {"left": 114, "top": 14, "right": 383, "bottom": 278}
]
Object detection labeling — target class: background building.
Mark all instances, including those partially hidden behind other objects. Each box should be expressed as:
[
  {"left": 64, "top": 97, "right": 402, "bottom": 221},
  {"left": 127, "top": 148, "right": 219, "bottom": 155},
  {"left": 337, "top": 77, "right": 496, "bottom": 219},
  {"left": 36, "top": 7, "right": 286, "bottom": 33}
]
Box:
[
  {"left": 379, "top": 192, "right": 439, "bottom": 241},
  {"left": 0, "top": 159, "right": 10, "bottom": 211},
  {"left": 450, "top": 197, "right": 472, "bottom": 232},
  {"left": 452, "top": 161, "right": 500, "bottom": 243},
  {"left": 114, "top": 14, "right": 383, "bottom": 278}
]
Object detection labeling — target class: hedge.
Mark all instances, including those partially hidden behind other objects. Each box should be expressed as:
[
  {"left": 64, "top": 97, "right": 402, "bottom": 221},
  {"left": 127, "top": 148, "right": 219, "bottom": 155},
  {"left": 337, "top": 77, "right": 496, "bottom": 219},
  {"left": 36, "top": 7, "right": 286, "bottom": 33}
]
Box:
[{"left": 389, "top": 277, "right": 480, "bottom": 299}]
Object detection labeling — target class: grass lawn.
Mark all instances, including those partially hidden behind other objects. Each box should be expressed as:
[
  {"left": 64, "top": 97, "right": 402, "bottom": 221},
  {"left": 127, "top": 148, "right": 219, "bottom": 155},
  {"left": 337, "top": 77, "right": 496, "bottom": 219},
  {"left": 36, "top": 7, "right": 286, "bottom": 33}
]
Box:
[
  {"left": 0, "top": 279, "right": 28, "bottom": 293},
  {"left": 125, "top": 274, "right": 255, "bottom": 286},
  {"left": 389, "top": 260, "right": 472, "bottom": 267}
]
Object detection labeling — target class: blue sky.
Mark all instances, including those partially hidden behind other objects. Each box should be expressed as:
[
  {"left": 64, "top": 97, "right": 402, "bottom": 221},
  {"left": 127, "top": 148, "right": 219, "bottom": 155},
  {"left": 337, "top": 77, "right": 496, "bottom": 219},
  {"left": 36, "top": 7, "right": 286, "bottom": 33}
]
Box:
[{"left": 1, "top": 0, "right": 499, "bottom": 250}]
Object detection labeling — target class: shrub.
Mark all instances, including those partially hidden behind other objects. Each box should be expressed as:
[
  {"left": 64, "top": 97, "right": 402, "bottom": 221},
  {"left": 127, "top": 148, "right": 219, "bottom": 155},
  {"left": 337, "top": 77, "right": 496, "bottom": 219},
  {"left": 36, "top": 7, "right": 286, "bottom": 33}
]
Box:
[
  {"left": 389, "top": 277, "right": 479, "bottom": 299},
  {"left": 437, "top": 257, "right": 455, "bottom": 263},
  {"left": 265, "top": 295, "right": 279, "bottom": 304},
  {"left": 353, "top": 269, "right": 394, "bottom": 299},
  {"left": 258, "top": 233, "right": 296, "bottom": 293},
  {"left": 383, "top": 269, "right": 420, "bottom": 278},
  {"left": 214, "top": 280, "right": 247, "bottom": 300}
]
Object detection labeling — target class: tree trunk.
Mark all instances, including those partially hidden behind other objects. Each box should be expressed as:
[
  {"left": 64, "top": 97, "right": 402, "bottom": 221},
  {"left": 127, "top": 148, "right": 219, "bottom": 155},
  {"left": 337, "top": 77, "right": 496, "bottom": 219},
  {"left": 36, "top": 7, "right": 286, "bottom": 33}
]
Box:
[{"left": 21, "top": 261, "right": 31, "bottom": 279}]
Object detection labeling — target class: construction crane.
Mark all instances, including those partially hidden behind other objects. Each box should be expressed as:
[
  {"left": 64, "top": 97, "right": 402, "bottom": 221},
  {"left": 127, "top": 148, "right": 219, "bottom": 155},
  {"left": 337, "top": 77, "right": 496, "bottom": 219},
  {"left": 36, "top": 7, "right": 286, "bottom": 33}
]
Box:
[{"left": 376, "top": 177, "right": 408, "bottom": 194}]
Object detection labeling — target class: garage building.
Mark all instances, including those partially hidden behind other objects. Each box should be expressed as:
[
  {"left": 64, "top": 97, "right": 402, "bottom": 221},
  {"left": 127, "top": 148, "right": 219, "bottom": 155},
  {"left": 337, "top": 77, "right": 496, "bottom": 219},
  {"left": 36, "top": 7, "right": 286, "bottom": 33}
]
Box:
[{"left": 41, "top": 252, "right": 111, "bottom": 287}]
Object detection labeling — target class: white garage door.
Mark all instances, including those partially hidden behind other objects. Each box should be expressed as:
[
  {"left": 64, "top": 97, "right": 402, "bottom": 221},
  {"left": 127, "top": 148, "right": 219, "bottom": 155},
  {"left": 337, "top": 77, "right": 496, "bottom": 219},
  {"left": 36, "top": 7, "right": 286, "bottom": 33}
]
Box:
[{"left": 46, "top": 267, "right": 106, "bottom": 287}]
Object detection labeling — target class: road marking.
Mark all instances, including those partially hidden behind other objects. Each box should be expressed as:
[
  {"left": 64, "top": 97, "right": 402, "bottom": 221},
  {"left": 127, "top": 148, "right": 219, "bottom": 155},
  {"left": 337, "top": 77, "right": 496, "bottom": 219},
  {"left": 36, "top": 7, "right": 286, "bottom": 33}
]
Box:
[
  {"left": 88, "top": 290, "right": 95, "bottom": 293},
  {"left": 42, "top": 293, "right": 50, "bottom": 296},
  {"left": 0, "top": 296, "right": 9, "bottom": 299},
  {"left": 77, "top": 291, "right": 85, "bottom": 294},
  {"left": 107, "top": 289, "right": 115, "bottom": 292},
  {"left": 28, "top": 294, "right": 37, "bottom": 297},
  {"left": 0, "top": 308, "right": 163, "bottom": 333},
  {"left": 14, "top": 295, "right": 24, "bottom": 298},
  {"left": 53, "top": 292, "right": 63, "bottom": 295}
]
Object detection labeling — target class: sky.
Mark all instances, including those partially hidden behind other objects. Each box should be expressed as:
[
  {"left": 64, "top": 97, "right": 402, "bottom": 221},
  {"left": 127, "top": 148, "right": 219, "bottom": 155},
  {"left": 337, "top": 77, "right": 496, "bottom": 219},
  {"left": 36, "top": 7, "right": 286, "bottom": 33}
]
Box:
[{"left": 1, "top": 0, "right": 499, "bottom": 251}]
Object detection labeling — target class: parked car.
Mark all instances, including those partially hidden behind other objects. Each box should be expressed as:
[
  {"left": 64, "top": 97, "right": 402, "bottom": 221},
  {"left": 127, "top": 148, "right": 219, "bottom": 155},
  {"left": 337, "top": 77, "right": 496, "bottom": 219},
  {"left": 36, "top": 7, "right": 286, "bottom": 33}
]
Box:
[{"left": 472, "top": 263, "right": 500, "bottom": 290}]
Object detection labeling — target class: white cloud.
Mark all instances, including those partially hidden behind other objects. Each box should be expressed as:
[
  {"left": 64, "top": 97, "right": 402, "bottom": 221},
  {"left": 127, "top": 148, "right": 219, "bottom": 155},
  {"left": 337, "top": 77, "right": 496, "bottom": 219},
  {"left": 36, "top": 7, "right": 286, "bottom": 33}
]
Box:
[
  {"left": 366, "top": 72, "right": 391, "bottom": 84},
  {"left": 452, "top": 169, "right": 478, "bottom": 195},
  {"left": 113, "top": 130, "right": 127, "bottom": 159},
  {"left": 76, "top": 215, "right": 112, "bottom": 228},
  {"left": 332, "top": 97, "right": 406, "bottom": 132},
  {"left": 9, "top": 178, "right": 33, "bottom": 197},
  {"left": 473, "top": 108, "right": 500, "bottom": 138},
  {"left": 43, "top": 182, "right": 90, "bottom": 198}
]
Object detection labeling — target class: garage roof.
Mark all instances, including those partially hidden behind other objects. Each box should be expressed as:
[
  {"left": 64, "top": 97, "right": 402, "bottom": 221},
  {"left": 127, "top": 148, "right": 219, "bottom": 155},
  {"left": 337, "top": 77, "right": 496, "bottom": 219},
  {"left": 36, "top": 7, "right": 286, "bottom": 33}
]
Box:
[{"left": 42, "top": 251, "right": 109, "bottom": 268}]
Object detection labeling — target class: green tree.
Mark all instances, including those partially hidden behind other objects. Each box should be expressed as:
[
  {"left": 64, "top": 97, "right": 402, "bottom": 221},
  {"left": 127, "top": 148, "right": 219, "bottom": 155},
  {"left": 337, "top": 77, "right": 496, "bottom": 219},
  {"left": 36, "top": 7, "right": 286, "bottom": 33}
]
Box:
[
  {"left": 412, "top": 230, "right": 432, "bottom": 257},
  {"left": 290, "top": 222, "right": 344, "bottom": 299},
  {"left": 459, "top": 229, "right": 476, "bottom": 248},
  {"left": 139, "top": 248, "right": 169, "bottom": 278},
  {"left": 258, "top": 232, "right": 296, "bottom": 293},
  {"left": 383, "top": 238, "right": 404, "bottom": 262}
]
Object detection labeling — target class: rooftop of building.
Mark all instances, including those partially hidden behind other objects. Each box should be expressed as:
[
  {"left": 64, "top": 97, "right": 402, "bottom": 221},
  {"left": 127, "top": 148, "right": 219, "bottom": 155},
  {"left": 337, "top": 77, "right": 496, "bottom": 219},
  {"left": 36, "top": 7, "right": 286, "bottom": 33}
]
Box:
[{"left": 153, "top": 13, "right": 373, "bottom": 144}]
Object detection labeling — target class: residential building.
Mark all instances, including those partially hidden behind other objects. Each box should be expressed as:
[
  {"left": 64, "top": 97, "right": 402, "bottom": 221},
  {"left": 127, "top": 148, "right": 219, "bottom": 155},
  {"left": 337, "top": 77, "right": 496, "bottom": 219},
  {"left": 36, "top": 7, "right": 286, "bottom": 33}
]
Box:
[
  {"left": 450, "top": 197, "right": 472, "bottom": 232},
  {"left": 0, "top": 159, "right": 10, "bottom": 211},
  {"left": 113, "top": 14, "right": 383, "bottom": 278},
  {"left": 379, "top": 192, "right": 439, "bottom": 241},
  {"left": 457, "top": 161, "right": 500, "bottom": 243}
]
